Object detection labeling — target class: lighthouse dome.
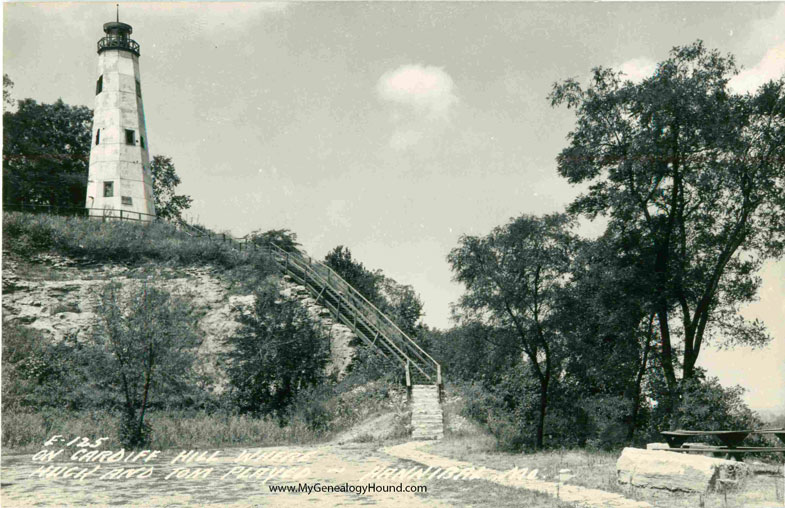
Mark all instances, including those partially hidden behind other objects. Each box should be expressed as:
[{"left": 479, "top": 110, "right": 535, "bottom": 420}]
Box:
[{"left": 103, "top": 21, "right": 133, "bottom": 35}]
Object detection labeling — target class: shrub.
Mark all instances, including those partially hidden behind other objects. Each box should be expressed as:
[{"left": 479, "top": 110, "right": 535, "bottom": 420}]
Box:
[
  {"left": 93, "top": 282, "right": 202, "bottom": 448},
  {"left": 223, "top": 281, "right": 330, "bottom": 418}
]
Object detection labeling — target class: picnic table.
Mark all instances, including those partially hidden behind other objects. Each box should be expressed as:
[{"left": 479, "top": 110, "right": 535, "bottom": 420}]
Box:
[{"left": 661, "top": 429, "right": 785, "bottom": 461}]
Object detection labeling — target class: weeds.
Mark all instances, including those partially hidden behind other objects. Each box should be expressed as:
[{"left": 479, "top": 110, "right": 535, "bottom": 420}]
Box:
[{"left": 2, "top": 212, "right": 276, "bottom": 274}]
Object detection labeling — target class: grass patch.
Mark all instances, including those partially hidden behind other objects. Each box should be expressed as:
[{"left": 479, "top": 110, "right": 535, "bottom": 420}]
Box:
[
  {"left": 2, "top": 212, "right": 276, "bottom": 275},
  {"left": 1, "top": 410, "right": 329, "bottom": 453}
]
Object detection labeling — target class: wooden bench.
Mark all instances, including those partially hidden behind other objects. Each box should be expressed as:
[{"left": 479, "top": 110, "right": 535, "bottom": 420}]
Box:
[{"left": 661, "top": 429, "right": 785, "bottom": 461}]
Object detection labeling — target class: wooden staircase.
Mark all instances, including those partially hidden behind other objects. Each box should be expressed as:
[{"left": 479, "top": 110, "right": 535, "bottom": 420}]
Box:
[
  {"left": 265, "top": 243, "right": 444, "bottom": 440},
  {"left": 174, "top": 221, "right": 444, "bottom": 440}
]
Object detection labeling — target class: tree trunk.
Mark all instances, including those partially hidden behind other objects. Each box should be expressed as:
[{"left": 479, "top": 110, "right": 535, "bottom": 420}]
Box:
[
  {"left": 536, "top": 373, "right": 549, "bottom": 449},
  {"left": 627, "top": 319, "right": 652, "bottom": 443}
]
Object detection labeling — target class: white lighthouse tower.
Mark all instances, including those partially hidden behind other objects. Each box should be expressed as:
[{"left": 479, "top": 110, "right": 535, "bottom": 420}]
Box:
[{"left": 85, "top": 13, "right": 155, "bottom": 221}]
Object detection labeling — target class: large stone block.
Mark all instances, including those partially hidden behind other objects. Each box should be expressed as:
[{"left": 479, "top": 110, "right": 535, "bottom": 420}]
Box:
[{"left": 616, "top": 447, "right": 749, "bottom": 493}]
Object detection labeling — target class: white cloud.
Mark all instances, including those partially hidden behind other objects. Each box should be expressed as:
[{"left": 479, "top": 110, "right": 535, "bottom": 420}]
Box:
[
  {"left": 730, "top": 5, "right": 785, "bottom": 94},
  {"left": 377, "top": 64, "right": 458, "bottom": 150},
  {"left": 377, "top": 64, "right": 458, "bottom": 119},
  {"left": 615, "top": 57, "right": 657, "bottom": 83},
  {"left": 730, "top": 42, "right": 785, "bottom": 94}
]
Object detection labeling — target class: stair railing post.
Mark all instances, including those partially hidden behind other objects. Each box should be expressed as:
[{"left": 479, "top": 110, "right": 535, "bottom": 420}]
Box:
[
  {"left": 437, "top": 364, "right": 443, "bottom": 403},
  {"left": 405, "top": 360, "right": 412, "bottom": 402}
]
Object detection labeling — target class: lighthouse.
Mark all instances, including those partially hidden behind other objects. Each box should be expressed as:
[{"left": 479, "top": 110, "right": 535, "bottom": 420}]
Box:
[{"left": 85, "top": 14, "right": 155, "bottom": 220}]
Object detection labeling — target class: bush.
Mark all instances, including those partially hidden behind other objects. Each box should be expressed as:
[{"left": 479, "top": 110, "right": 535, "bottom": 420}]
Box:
[
  {"left": 285, "top": 370, "right": 407, "bottom": 436},
  {"left": 224, "top": 281, "right": 331, "bottom": 418},
  {"left": 93, "top": 282, "right": 202, "bottom": 448}
]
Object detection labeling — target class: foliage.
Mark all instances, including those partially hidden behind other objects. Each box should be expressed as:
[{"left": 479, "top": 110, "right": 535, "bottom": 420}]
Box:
[
  {"left": 4, "top": 73, "right": 14, "bottom": 109},
  {"left": 149, "top": 155, "right": 193, "bottom": 221},
  {"left": 1, "top": 409, "right": 326, "bottom": 452},
  {"left": 557, "top": 232, "right": 657, "bottom": 443},
  {"left": 224, "top": 282, "right": 330, "bottom": 418},
  {"left": 644, "top": 369, "right": 764, "bottom": 442},
  {"left": 324, "top": 245, "right": 424, "bottom": 337},
  {"left": 93, "top": 283, "right": 201, "bottom": 447},
  {"left": 248, "top": 228, "right": 301, "bottom": 252},
  {"left": 427, "top": 323, "right": 518, "bottom": 386},
  {"left": 1, "top": 323, "right": 109, "bottom": 412},
  {"left": 324, "top": 245, "right": 384, "bottom": 305},
  {"left": 286, "top": 372, "right": 406, "bottom": 435},
  {"left": 550, "top": 41, "right": 785, "bottom": 409},
  {"left": 3, "top": 98, "right": 92, "bottom": 207},
  {"left": 448, "top": 213, "right": 576, "bottom": 449},
  {"left": 3, "top": 212, "right": 278, "bottom": 275},
  {"left": 378, "top": 276, "right": 424, "bottom": 337}
]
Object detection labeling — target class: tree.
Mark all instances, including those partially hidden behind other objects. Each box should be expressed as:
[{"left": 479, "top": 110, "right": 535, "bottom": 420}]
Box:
[
  {"left": 94, "top": 283, "right": 200, "bottom": 447},
  {"left": 224, "top": 282, "right": 330, "bottom": 418},
  {"left": 550, "top": 41, "right": 785, "bottom": 416},
  {"left": 248, "top": 228, "right": 301, "bottom": 252},
  {"left": 3, "top": 98, "right": 92, "bottom": 207},
  {"left": 4, "top": 74, "right": 14, "bottom": 109},
  {"left": 448, "top": 213, "right": 576, "bottom": 449},
  {"left": 324, "top": 246, "right": 384, "bottom": 306},
  {"left": 149, "top": 155, "right": 192, "bottom": 220},
  {"left": 558, "top": 232, "right": 657, "bottom": 443},
  {"left": 378, "top": 276, "right": 424, "bottom": 337}
]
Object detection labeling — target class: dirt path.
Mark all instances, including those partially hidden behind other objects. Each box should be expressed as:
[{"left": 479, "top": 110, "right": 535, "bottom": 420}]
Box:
[
  {"left": 1, "top": 443, "right": 449, "bottom": 507},
  {"left": 1, "top": 440, "right": 649, "bottom": 507},
  {"left": 383, "top": 441, "right": 653, "bottom": 508}
]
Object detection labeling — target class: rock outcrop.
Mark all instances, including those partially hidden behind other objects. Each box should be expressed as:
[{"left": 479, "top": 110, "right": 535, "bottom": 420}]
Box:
[
  {"left": 616, "top": 447, "right": 750, "bottom": 493},
  {"left": 2, "top": 253, "right": 356, "bottom": 385}
]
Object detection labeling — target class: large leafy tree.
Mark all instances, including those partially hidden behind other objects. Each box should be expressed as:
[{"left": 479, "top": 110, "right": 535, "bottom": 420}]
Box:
[
  {"left": 149, "top": 155, "right": 193, "bottom": 221},
  {"left": 550, "top": 41, "right": 785, "bottom": 414},
  {"left": 3, "top": 98, "right": 92, "bottom": 207},
  {"left": 224, "top": 282, "right": 330, "bottom": 417},
  {"left": 559, "top": 232, "right": 657, "bottom": 442},
  {"left": 448, "top": 213, "right": 576, "bottom": 449}
]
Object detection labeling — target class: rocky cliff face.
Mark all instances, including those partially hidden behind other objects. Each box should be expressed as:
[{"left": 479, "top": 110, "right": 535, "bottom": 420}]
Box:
[{"left": 2, "top": 253, "right": 356, "bottom": 385}]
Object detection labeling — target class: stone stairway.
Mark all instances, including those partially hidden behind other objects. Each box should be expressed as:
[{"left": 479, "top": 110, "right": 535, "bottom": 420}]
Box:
[{"left": 411, "top": 384, "right": 444, "bottom": 440}]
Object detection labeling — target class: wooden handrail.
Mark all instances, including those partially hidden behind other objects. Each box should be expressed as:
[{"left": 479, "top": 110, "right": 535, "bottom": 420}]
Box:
[
  {"left": 3, "top": 205, "right": 443, "bottom": 388},
  {"left": 268, "top": 244, "right": 434, "bottom": 380},
  {"left": 263, "top": 240, "right": 441, "bottom": 384}
]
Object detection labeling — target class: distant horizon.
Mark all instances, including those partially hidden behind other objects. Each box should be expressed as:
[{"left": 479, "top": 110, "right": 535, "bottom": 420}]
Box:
[{"left": 3, "top": 2, "right": 784, "bottom": 412}]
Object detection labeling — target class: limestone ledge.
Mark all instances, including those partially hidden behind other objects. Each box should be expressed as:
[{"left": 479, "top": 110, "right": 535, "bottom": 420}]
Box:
[{"left": 2, "top": 253, "right": 356, "bottom": 384}]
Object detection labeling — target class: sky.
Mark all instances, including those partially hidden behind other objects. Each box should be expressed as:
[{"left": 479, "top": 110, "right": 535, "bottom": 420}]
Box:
[{"left": 3, "top": 2, "right": 784, "bottom": 413}]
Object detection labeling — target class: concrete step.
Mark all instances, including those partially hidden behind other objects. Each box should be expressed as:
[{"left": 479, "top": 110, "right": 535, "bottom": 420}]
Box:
[{"left": 410, "top": 384, "right": 444, "bottom": 441}]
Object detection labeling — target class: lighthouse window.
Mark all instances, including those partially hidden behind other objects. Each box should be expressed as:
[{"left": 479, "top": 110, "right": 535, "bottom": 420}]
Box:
[
  {"left": 140, "top": 136, "right": 145, "bottom": 149},
  {"left": 135, "top": 79, "right": 141, "bottom": 97},
  {"left": 125, "top": 129, "right": 135, "bottom": 145},
  {"left": 95, "top": 129, "right": 100, "bottom": 145},
  {"left": 103, "top": 181, "right": 114, "bottom": 198},
  {"left": 96, "top": 75, "right": 103, "bottom": 95},
  {"left": 122, "top": 196, "right": 133, "bottom": 206}
]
